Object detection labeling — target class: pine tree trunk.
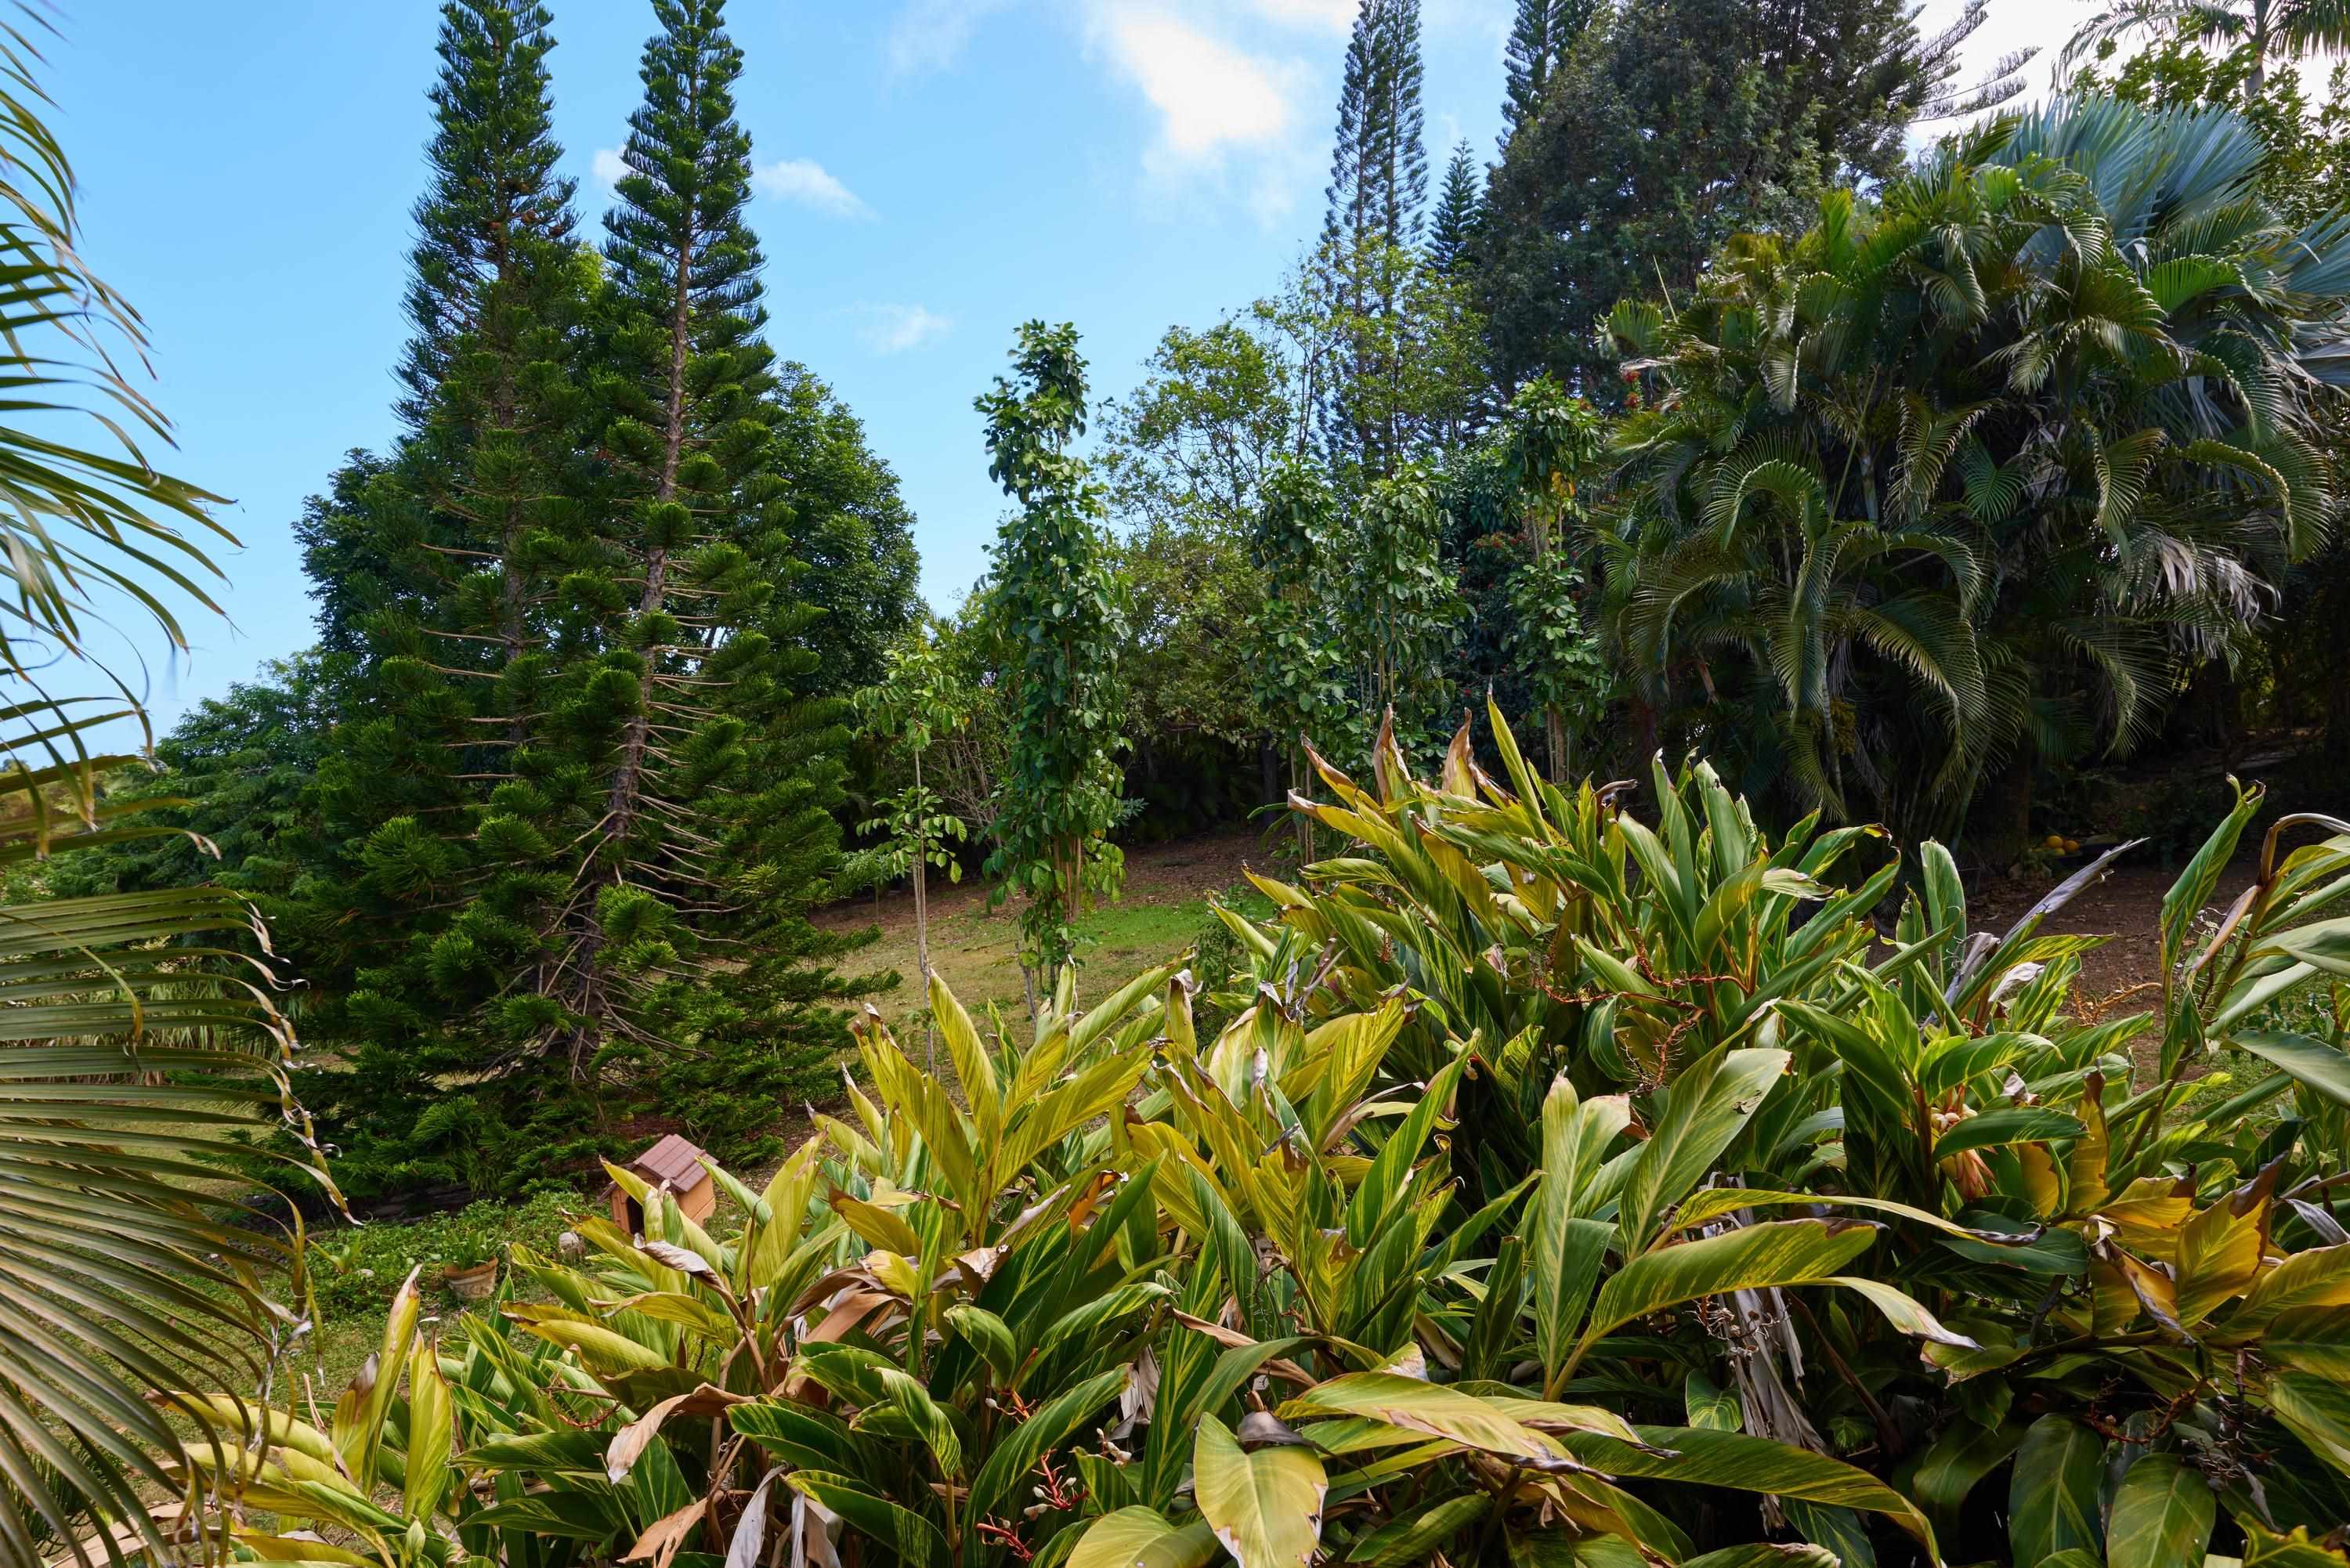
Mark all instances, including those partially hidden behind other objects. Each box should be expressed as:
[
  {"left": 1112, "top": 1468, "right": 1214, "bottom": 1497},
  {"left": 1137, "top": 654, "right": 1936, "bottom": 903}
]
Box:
[
  {"left": 602, "top": 226, "right": 695, "bottom": 841},
  {"left": 485, "top": 176, "right": 532, "bottom": 749},
  {"left": 572, "top": 63, "right": 701, "bottom": 1071}
]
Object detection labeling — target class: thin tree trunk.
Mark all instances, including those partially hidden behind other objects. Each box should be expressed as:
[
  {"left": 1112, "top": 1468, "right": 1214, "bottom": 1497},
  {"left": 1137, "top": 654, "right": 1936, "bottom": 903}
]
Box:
[
  {"left": 1546, "top": 704, "right": 1568, "bottom": 783},
  {"left": 913, "top": 746, "right": 935, "bottom": 1073},
  {"left": 1633, "top": 692, "right": 1660, "bottom": 764},
  {"left": 1292, "top": 743, "right": 1314, "bottom": 865},
  {"left": 1984, "top": 752, "right": 2035, "bottom": 869}
]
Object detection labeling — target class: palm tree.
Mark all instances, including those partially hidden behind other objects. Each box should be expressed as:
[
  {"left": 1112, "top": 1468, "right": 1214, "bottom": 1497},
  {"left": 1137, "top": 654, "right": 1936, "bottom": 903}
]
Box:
[
  {"left": 1604, "top": 96, "right": 2341, "bottom": 847},
  {"left": 2065, "top": 0, "right": 2350, "bottom": 99},
  {"left": 0, "top": 11, "right": 333, "bottom": 1565}
]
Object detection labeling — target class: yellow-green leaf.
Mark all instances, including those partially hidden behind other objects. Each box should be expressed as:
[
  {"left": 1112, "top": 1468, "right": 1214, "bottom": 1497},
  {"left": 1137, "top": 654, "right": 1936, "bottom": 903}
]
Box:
[
  {"left": 2009, "top": 1414, "right": 2104, "bottom": 1565},
  {"left": 2271, "top": 1371, "right": 2350, "bottom": 1476},
  {"left": 1192, "top": 1412, "right": 1326, "bottom": 1568},
  {"left": 2265, "top": 1308, "right": 2350, "bottom": 1381},
  {"left": 1821, "top": 1277, "right": 1977, "bottom": 1346},
  {"left": 335, "top": 1266, "right": 421, "bottom": 1490},
  {"left": 1683, "top": 1371, "right": 1740, "bottom": 1432},
  {"left": 1680, "top": 1549, "right": 1840, "bottom": 1568},
  {"left": 1275, "top": 1373, "right": 1564, "bottom": 1465},
  {"left": 2240, "top": 1521, "right": 2350, "bottom": 1566},
  {"left": 2106, "top": 1453, "right": 2214, "bottom": 1568},
  {"left": 1550, "top": 1425, "right": 1936, "bottom": 1554},
  {"left": 2236, "top": 1030, "right": 2350, "bottom": 1109},
  {"left": 877, "top": 1367, "right": 962, "bottom": 1478},
  {"left": 829, "top": 1193, "right": 924, "bottom": 1258},
  {"left": 512, "top": 1317, "right": 673, "bottom": 1376},
  {"left": 403, "top": 1333, "right": 453, "bottom": 1519},
  {"left": 1618, "top": 1046, "right": 1791, "bottom": 1251},
  {"left": 1573, "top": 1219, "right": 1876, "bottom": 1369},
  {"left": 931, "top": 973, "right": 1002, "bottom": 1142},
  {"left": 1067, "top": 1507, "right": 1220, "bottom": 1568},
  {"left": 2232, "top": 1243, "right": 2350, "bottom": 1333},
  {"left": 2175, "top": 1190, "right": 2270, "bottom": 1325}
]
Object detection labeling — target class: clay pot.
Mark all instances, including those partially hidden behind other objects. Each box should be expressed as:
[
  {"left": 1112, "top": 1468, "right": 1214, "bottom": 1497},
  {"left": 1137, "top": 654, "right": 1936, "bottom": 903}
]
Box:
[{"left": 443, "top": 1259, "right": 497, "bottom": 1301}]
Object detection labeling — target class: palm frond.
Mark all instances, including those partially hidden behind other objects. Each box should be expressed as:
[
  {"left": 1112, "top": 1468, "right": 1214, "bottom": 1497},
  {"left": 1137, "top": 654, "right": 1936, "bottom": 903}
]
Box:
[{"left": 0, "top": 15, "right": 325, "bottom": 1566}]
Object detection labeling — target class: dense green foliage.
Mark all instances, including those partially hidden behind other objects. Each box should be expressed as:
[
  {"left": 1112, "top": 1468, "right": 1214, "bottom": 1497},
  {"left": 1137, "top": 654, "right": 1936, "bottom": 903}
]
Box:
[
  {"left": 68, "top": 0, "right": 919, "bottom": 1201},
  {"left": 45, "top": 0, "right": 2350, "bottom": 1225},
  {"left": 1603, "top": 97, "right": 2347, "bottom": 849},
  {"left": 1477, "top": 0, "right": 1963, "bottom": 394},
  {"left": 1499, "top": 0, "right": 1597, "bottom": 146},
  {"left": 26, "top": 0, "right": 2350, "bottom": 1557},
  {"left": 173, "top": 712, "right": 2350, "bottom": 1568}
]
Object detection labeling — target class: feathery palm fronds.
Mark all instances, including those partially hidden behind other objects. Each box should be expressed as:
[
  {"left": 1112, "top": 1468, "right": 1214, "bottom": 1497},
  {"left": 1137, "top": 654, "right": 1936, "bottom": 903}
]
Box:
[
  {"left": 0, "top": 11, "right": 331, "bottom": 1566},
  {"left": 1603, "top": 96, "right": 2342, "bottom": 844}
]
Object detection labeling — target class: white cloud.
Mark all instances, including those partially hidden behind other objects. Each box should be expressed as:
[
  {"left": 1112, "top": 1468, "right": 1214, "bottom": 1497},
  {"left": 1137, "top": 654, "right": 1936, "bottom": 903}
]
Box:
[
  {"left": 888, "top": 0, "right": 1015, "bottom": 75},
  {"left": 1077, "top": 3, "right": 1319, "bottom": 226},
  {"left": 1090, "top": 5, "right": 1304, "bottom": 160},
  {"left": 851, "top": 303, "right": 954, "bottom": 354},
  {"left": 591, "top": 148, "right": 628, "bottom": 190},
  {"left": 754, "top": 157, "right": 875, "bottom": 219}
]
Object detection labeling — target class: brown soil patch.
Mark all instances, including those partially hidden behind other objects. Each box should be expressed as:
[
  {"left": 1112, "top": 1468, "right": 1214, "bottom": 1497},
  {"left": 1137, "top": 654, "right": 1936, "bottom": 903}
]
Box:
[{"left": 1972, "top": 858, "right": 2255, "bottom": 1005}]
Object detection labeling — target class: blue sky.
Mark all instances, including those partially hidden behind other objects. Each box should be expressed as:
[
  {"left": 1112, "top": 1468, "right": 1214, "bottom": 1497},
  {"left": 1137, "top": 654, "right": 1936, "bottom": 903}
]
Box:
[{"left": 47, "top": 0, "right": 2060, "bottom": 729}]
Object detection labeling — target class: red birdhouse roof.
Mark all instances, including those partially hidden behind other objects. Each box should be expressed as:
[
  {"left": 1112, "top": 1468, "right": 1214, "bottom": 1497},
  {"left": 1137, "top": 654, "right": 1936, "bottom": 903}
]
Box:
[{"left": 625, "top": 1133, "right": 711, "bottom": 1194}]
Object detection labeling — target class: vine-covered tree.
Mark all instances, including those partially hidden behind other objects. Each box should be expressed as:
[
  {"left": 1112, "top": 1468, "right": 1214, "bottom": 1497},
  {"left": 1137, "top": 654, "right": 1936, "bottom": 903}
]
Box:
[
  {"left": 1344, "top": 463, "right": 1464, "bottom": 757},
  {"left": 978, "top": 322, "right": 1130, "bottom": 981},
  {"left": 855, "top": 623, "right": 968, "bottom": 1053},
  {"left": 1496, "top": 376, "right": 1608, "bottom": 778}
]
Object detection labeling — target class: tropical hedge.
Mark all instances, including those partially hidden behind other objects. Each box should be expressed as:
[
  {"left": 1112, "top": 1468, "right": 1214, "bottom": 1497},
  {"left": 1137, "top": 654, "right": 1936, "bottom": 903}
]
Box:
[{"left": 171, "top": 709, "right": 2350, "bottom": 1568}]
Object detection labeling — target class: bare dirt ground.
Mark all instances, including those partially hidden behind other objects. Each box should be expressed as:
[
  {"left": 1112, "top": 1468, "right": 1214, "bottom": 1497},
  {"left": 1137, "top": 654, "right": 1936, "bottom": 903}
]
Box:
[{"left": 1972, "top": 857, "right": 2253, "bottom": 1003}]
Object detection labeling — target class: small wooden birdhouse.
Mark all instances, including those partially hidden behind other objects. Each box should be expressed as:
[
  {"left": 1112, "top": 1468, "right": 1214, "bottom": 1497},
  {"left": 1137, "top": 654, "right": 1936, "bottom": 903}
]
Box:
[{"left": 608, "top": 1133, "right": 716, "bottom": 1234}]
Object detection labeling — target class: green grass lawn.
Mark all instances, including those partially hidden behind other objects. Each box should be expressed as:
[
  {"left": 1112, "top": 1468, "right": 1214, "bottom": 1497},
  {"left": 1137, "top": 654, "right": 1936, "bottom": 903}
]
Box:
[{"left": 830, "top": 836, "right": 1275, "bottom": 1036}]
